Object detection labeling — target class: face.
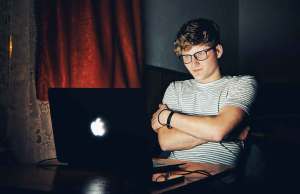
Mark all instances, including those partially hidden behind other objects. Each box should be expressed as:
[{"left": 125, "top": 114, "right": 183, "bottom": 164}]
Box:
[{"left": 181, "top": 44, "right": 223, "bottom": 83}]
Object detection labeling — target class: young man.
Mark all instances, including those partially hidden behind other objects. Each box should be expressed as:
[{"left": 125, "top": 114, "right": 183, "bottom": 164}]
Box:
[{"left": 151, "top": 18, "right": 257, "bottom": 167}]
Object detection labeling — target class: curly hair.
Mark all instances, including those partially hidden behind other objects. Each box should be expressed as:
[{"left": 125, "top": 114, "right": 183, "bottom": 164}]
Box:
[{"left": 174, "top": 18, "right": 220, "bottom": 56}]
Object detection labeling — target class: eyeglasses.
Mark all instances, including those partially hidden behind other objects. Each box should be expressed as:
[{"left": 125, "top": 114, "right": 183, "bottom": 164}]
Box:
[{"left": 179, "top": 46, "right": 215, "bottom": 64}]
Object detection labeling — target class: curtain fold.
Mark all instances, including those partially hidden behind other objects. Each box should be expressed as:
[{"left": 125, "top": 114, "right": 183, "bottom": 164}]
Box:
[{"left": 37, "top": 0, "right": 143, "bottom": 101}]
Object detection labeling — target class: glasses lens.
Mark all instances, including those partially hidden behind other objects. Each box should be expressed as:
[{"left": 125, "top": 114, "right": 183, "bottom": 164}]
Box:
[
  {"left": 181, "top": 55, "right": 192, "bottom": 64},
  {"left": 194, "top": 51, "right": 207, "bottom": 61}
]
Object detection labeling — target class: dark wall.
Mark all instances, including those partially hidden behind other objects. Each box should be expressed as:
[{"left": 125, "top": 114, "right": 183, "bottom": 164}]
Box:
[
  {"left": 239, "top": 0, "right": 300, "bottom": 83},
  {"left": 143, "top": 0, "right": 238, "bottom": 75},
  {"left": 143, "top": 0, "right": 300, "bottom": 84},
  {"left": 0, "top": 0, "right": 10, "bottom": 151}
]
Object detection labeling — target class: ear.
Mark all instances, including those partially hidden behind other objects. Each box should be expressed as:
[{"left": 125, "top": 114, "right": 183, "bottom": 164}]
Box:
[{"left": 215, "top": 44, "right": 223, "bottom": 59}]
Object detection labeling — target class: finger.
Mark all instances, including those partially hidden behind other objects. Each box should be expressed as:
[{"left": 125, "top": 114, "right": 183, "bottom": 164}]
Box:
[
  {"left": 152, "top": 114, "right": 157, "bottom": 121},
  {"left": 152, "top": 123, "right": 157, "bottom": 129},
  {"left": 152, "top": 113, "right": 157, "bottom": 119}
]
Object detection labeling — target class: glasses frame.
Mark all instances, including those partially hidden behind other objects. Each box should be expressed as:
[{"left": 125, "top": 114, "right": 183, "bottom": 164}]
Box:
[{"left": 179, "top": 46, "right": 216, "bottom": 64}]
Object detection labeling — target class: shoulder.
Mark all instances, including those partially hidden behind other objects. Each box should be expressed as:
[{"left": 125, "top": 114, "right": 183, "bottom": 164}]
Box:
[
  {"left": 226, "top": 75, "right": 257, "bottom": 88},
  {"left": 221, "top": 75, "right": 257, "bottom": 115},
  {"left": 167, "top": 79, "right": 195, "bottom": 92}
]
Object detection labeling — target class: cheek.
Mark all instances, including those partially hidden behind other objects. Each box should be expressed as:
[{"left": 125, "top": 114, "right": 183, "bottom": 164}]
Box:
[
  {"left": 207, "top": 64, "right": 219, "bottom": 74},
  {"left": 205, "top": 57, "right": 218, "bottom": 69}
]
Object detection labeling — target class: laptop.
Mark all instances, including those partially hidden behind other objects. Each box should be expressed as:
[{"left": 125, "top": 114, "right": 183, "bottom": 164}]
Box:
[
  {"left": 49, "top": 88, "right": 184, "bottom": 173},
  {"left": 48, "top": 88, "right": 153, "bottom": 173}
]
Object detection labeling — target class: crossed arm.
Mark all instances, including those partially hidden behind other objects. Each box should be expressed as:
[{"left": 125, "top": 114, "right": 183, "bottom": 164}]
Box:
[
  {"left": 156, "top": 126, "right": 208, "bottom": 151},
  {"left": 151, "top": 104, "right": 246, "bottom": 151}
]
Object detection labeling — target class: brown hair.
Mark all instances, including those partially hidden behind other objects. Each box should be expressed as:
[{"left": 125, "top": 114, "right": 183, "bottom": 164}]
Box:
[{"left": 174, "top": 18, "right": 220, "bottom": 56}]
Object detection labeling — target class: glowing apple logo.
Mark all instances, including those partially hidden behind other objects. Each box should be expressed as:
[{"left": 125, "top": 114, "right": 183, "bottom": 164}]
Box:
[{"left": 90, "top": 118, "right": 106, "bottom": 136}]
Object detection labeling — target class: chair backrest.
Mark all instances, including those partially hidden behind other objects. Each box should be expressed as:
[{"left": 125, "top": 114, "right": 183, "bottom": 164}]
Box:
[{"left": 236, "top": 132, "right": 266, "bottom": 185}]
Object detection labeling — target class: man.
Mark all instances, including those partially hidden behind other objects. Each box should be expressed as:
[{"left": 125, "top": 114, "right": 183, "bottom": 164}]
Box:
[{"left": 151, "top": 18, "right": 257, "bottom": 167}]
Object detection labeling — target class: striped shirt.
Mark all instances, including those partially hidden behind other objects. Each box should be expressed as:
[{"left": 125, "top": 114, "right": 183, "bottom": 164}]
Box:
[{"left": 163, "top": 75, "right": 257, "bottom": 166}]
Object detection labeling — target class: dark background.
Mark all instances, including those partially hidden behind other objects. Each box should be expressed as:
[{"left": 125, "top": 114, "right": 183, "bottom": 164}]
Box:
[{"left": 143, "top": 0, "right": 300, "bottom": 84}]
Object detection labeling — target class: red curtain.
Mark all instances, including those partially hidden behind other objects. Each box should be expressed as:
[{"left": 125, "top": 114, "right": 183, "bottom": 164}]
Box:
[{"left": 36, "top": 0, "right": 143, "bottom": 101}]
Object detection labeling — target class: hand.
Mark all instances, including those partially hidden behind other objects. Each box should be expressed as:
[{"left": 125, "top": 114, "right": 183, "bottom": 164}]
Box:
[{"left": 151, "top": 104, "right": 170, "bottom": 132}]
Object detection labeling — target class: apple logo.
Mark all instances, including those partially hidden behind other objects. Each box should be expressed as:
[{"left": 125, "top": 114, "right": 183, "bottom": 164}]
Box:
[{"left": 90, "top": 118, "right": 106, "bottom": 136}]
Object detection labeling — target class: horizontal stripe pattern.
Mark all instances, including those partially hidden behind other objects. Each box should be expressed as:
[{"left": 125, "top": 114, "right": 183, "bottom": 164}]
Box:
[{"left": 162, "top": 75, "right": 257, "bottom": 166}]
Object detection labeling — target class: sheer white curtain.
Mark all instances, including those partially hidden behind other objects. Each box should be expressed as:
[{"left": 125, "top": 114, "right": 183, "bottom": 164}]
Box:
[{"left": 0, "top": 0, "right": 56, "bottom": 163}]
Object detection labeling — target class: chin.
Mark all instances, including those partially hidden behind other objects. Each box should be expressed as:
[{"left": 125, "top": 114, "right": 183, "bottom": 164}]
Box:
[
  {"left": 193, "top": 74, "right": 205, "bottom": 81},
  {"left": 196, "top": 76, "right": 210, "bottom": 83},
  {"left": 190, "top": 72, "right": 200, "bottom": 78}
]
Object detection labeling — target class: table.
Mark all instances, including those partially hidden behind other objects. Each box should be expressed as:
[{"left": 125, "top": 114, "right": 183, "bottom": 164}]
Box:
[
  {"left": 152, "top": 158, "right": 233, "bottom": 194},
  {"left": 0, "top": 158, "right": 233, "bottom": 194}
]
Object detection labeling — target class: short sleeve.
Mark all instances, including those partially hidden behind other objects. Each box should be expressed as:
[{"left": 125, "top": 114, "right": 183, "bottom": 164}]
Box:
[
  {"left": 222, "top": 76, "right": 257, "bottom": 115},
  {"left": 162, "top": 82, "right": 180, "bottom": 112}
]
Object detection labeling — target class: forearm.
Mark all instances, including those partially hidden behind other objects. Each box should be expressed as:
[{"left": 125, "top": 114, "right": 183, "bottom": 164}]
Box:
[
  {"left": 157, "top": 106, "right": 244, "bottom": 142},
  {"left": 157, "top": 126, "right": 208, "bottom": 151},
  {"left": 171, "top": 113, "right": 223, "bottom": 141},
  {"left": 153, "top": 104, "right": 244, "bottom": 145}
]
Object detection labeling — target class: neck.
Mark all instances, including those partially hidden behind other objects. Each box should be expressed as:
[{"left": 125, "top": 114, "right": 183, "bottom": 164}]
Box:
[{"left": 197, "top": 69, "right": 222, "bottom": 84}]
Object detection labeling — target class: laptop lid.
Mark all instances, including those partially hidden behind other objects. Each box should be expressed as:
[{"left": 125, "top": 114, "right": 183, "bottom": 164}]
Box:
[{"left": 48, "top": 88, "right": 152, "bottom": 173}]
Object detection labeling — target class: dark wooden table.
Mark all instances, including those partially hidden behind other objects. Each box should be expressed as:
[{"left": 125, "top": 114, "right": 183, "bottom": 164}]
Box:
[
  {"left": 151, "top": 158, "right": 233, "bottom": 194},
  {"left": 0, "top": 159, "right": 233, "bottom": 194}
]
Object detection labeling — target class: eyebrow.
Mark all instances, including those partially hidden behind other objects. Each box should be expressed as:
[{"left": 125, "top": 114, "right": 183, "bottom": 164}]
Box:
[{"left": 182, "top": 47, "right": 212, "bottom": 55}]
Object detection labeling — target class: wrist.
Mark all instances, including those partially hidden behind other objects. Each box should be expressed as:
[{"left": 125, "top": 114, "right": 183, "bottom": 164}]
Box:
[
  {"left": 166, "top": 111, "right": 175, "bottom": 129},
  {"left": 158, "top": 109, "right": 171, "bottom": 125}
]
